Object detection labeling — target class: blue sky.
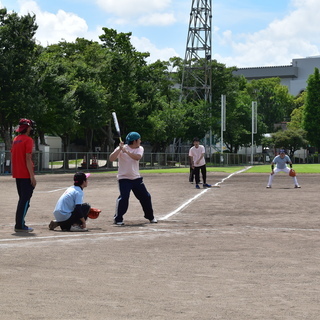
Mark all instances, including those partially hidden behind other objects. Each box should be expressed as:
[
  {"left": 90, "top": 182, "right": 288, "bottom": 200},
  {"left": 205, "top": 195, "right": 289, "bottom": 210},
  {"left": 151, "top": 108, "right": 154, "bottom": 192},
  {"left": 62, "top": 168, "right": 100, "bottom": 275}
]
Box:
[{"left": 1, "top": 0, "right": 320, "bottom": 67}]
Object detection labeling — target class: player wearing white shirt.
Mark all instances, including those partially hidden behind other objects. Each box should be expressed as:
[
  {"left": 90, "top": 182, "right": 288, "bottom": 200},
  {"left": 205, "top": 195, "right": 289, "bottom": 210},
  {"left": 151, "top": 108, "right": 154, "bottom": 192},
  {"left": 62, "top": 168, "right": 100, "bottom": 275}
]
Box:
[
  {"left": 109, "top": 131, "right": 157, "bottom": 225},
  {"left": 266, "top": 149, "right": 301, "bottom": 188},
  {"left": 189, "top": 137, "right": 211, "bottom": 189}
]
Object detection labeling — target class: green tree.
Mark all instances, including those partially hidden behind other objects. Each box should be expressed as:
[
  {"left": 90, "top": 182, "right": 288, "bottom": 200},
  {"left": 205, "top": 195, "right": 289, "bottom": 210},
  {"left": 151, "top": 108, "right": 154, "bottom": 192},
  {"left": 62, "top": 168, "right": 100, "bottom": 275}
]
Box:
[
  {"left": 303, "top": 67, "right": 320, "bottom": 150},
  {"left": 246, "top": 78, "right": 294, "bottom": 132},
  {"left": 99, "top": 28, "right": 150, "bottom": 137},
  {"left": 271, "top": 129, "right": 308, "bottom": 157},
  {"left": 0, "top": 8, "right": 38, "bottom": 150},
  {"left": 211, "top": 62, "right": 266, "bottom": 153},
  {"left": 36, "top": 39, "right": 110, "bottom": 164}
]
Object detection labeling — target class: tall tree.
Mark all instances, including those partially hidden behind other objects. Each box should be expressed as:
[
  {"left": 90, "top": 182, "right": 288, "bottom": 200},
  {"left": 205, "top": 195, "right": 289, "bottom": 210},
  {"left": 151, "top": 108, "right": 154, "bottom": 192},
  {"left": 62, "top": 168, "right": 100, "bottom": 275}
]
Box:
[
  {"left": 246, "top": 78, "right": 294, "bottom": 132},
  {"left": 303, "top": 67, "right": 320, "bottom": 151},
  {"left": 99, "top": 28, "right": 150, "bottom": 136},
  {"left": 287, "top": 91, "right": 306, "bottom": 130},
  {"left": 0, "top": 8, "right": 38, "bottom": 150},
  {"left": 271, "top": 129, "right": 308, "bottom": 158}
]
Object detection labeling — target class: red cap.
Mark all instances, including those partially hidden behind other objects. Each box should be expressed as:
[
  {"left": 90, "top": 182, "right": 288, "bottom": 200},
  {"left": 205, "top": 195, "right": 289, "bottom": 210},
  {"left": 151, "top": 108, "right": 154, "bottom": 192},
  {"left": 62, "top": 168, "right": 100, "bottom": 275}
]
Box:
[{"left": 16, "top": 119, "right": 32, "bottom": 133}]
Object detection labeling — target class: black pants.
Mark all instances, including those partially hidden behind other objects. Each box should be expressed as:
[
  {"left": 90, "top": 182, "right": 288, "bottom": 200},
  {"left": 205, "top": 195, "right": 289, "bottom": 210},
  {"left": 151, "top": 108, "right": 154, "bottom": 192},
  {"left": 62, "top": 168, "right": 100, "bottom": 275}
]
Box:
[
  {"left": 114, "top": 178, "right": 154, "bottom": 223},
  {"left": 189, "top": 167, "right": 195, "bottom": 182},
  {"left": 59, "top": 203, "right": 91, "bottom": 231},
  {"left": 15, "top": 178, "right": 35, "bottom": 229},
  {"left": 193, "top": 165, "right": 207, "bottom": 185}
]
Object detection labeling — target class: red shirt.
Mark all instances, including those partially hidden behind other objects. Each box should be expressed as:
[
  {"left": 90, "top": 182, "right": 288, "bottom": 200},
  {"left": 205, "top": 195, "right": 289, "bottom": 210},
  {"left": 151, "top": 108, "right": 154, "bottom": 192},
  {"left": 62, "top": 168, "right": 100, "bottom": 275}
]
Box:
[{"left": 11, "top": 134, "right": 34, "bottom": 178}]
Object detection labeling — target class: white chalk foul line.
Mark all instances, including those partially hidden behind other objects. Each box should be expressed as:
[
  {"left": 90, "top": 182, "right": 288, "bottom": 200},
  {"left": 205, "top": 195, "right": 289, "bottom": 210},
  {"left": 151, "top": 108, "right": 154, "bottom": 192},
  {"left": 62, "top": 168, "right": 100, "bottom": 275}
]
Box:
[
  {"left": 35, "top": 187, "right": 68, "bottom": 194},
  {"left": 160, "top": 166, "right": 251, "bottom": 221}
]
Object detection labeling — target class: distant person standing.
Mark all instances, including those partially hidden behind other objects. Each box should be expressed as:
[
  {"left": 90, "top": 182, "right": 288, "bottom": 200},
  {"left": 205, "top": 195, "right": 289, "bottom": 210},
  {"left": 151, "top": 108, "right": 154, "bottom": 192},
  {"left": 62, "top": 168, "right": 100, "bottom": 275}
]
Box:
[
  {"left": 189, "top": 137, "right": 211, "bottom": 189},
  {"left": 266, "top": 149, "right": 301, "bottom": 188},
  {"left": 11, "top": 119, "right": 36, "bottom": 232}
]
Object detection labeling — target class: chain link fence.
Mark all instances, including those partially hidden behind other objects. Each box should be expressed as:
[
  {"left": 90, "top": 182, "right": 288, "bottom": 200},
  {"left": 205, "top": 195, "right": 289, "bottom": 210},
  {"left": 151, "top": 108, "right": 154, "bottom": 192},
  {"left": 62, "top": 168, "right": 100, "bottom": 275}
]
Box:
[{"left": 1, "top": 150, "right": 317, "bottom": 175}]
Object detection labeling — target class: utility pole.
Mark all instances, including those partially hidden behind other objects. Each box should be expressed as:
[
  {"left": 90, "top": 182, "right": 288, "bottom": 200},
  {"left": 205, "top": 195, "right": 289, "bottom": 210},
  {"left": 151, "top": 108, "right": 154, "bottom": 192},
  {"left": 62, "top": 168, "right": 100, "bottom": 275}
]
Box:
[{"left": 181, "top": 0, "right": 212, "bottom": 103}]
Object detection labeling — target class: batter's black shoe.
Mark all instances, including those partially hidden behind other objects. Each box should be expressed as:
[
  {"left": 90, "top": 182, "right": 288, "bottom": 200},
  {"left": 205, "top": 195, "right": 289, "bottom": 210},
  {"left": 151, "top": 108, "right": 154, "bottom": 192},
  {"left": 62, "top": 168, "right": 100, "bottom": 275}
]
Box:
[
  {"left": 14, "top": 226, "right": 34, "bottom": 233},
  {"left": 114, "top": 220, "right": 124, "bottom": 226}
]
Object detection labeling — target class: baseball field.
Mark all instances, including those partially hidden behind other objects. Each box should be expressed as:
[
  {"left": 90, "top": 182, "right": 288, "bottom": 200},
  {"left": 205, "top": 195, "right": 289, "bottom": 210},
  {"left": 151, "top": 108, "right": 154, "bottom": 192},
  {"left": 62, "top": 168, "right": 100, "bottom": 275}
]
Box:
[{"left": 1, "top": 167, "right": 319, "bottom": 320}]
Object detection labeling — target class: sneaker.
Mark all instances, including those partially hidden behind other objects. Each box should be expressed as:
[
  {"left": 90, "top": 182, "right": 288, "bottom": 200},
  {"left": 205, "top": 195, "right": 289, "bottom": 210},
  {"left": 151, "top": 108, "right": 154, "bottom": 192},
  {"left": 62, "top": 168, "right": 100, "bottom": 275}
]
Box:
[
  {"left": 203, "top": 183, "right": 211, "bottom": 188},
  {"left": 70, "top": 225, "right": 88, "bottom": 232},
  {"left": 49, "top": 220, "right": 59, "bottom": 230},
  {"left": 195, "top": 184, "right": 200, "bottom": 189},
  {"left": 266, "top": 186, "right": 271, "bottom": 188},
  {"left": 150, "top": 218, "right": 158, "bottom": 223},
  {"left": 14, "top": 226, "right": 34, "bottom": 233},
  {"left": 295, "top": 185, "right": 301, "bottom": 188},
  {"left": 114, "top": 220, "right": 124, "bottom": 226}
]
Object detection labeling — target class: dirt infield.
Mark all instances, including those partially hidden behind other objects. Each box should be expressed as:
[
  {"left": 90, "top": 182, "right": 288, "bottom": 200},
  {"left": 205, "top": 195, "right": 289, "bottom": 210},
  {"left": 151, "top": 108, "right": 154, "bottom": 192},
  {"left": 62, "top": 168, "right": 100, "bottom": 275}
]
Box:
[{"left": 1, "top": 170, "right": 319, "bottom": 320}]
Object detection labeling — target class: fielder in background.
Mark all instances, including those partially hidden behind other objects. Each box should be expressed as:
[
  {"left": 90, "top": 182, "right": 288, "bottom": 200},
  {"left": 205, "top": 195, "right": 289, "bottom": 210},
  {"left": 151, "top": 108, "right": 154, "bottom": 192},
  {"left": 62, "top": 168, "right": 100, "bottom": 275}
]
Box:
[
  {"left": 189, "top": 137, "right": 211, "bottom": 189},
  {"left": 109, "top": 131, "right": 157, "bottom": 226},
  {"left": 266, "top": 149, "right": 301, "bottom": 189},
  {"left": 11, "top": 119, "right": 37, "bottom": 233},
  {"left": 49, "top": 172, "right": 91, "bottom": 232}
]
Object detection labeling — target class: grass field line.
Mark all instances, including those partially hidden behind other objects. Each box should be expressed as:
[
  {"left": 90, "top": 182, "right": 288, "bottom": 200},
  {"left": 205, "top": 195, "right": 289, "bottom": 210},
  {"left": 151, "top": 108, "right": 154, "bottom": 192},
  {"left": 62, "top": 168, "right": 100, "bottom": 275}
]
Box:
[{"left": 160, "top": 166, "right": 252, "bottom": 221}]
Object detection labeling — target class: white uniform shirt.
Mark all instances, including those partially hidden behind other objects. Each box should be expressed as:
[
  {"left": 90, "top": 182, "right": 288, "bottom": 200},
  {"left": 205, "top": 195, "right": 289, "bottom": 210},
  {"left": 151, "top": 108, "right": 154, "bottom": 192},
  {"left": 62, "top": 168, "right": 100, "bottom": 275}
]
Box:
[
  {"left": 273, "top": 155, "right": 291, "bottom": 169},
  {"left": 116, "top": 145, "right": 143, "bottom": 180},
  {"left": 189, "top": 145, "right": 206, "bottom": 167},
  {"left": 53, "top": 186, "right": 84, "bottom": 221}
]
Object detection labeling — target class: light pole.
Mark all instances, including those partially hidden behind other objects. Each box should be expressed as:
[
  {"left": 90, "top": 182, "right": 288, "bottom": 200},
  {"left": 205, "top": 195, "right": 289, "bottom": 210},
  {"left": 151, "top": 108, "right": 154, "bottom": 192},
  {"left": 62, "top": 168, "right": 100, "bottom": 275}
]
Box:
[
  {"left": 221, "top": 95, "right": 226, "bottom": 162},
  {"left": 251, "top": 101, "right": 257, "bottom": 164}
]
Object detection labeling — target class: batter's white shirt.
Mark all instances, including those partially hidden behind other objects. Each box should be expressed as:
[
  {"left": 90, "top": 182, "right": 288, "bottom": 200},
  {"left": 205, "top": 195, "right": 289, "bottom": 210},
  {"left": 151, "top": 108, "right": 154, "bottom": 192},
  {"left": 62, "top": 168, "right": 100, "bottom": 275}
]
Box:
[
  {"left": 189, "top": 145, "right": 206, "bottom": 167},
  {"left": 116, "top": 145, "right": 143, "bottom": 180},
  {"left": 53, "top": 186, "right": 84, "bottom": 221}
]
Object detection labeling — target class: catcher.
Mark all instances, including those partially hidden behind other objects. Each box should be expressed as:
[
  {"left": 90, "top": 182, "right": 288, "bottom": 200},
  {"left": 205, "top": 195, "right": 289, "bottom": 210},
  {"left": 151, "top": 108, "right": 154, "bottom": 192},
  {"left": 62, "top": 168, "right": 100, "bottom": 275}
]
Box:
[
  {"left": 49, "top": 172, "right": 101, "bottom": 232},
  {"left": 266, "top": 149, "right": 301, "bottom": 189}
]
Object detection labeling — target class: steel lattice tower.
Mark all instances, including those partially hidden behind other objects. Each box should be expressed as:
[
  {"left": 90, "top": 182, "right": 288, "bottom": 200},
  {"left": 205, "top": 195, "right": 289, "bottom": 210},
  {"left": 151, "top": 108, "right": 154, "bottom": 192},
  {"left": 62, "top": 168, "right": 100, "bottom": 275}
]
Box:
[{"left": 181, "top": 0, "right": 212, "bottom": 102}]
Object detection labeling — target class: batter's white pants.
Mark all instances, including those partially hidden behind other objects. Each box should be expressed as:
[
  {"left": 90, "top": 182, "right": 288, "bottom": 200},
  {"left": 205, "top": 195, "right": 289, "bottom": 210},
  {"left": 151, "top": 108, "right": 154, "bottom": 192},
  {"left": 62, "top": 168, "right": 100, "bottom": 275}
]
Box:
[{"left": 267, "top": 167, "right": 299, "bottom": 187}]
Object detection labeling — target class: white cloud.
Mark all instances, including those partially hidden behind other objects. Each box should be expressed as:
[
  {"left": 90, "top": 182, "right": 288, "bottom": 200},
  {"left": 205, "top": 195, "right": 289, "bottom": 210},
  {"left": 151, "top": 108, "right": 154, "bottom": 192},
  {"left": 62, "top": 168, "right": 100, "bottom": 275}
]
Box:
[
  {"left": 19, "top": 0, "right": 89, "bottom": 45},
  {"left": 138, "top": 13, "right": 176, "bottom": 26},
  {"left": 131, "top": 36, "right": 179, "bottom": 63},
  {"left": 215, "top": 0, "right": 320, "bottom": 67},
  {"left": 95, "top": 0, "right": 171, "bottom": 17},
  {"left": 95, "top": 0, "right": 175, "bottom": 26}
]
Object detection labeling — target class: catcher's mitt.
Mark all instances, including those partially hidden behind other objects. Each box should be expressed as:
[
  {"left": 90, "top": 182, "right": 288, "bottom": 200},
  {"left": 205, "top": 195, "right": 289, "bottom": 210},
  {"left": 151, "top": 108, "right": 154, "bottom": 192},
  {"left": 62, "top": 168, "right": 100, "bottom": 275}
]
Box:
[
  {"left": 87, "top": 208, "right": 101, "bottom": 219},
  {"left": 289, "top": 169, "right": 296, "bottom": 177}
]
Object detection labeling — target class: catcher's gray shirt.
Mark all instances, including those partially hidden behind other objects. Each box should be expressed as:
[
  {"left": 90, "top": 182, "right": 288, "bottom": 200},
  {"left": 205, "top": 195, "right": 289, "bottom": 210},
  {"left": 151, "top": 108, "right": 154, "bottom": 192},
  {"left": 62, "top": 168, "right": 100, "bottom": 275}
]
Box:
[{"left": 272, "top": 155, "right": 291, "bottom": 169}]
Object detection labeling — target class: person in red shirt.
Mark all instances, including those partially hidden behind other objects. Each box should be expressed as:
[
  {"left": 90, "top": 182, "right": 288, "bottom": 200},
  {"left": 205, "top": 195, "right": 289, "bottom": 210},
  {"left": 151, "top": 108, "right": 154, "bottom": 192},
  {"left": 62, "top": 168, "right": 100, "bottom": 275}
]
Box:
[{"left": 11, "top": 119, "right": 37, "bottom": 232}]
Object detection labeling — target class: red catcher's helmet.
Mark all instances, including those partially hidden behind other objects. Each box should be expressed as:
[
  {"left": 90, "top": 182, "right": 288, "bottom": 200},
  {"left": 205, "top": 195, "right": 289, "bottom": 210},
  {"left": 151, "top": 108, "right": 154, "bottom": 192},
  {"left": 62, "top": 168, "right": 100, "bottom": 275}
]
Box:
[{"left": 88, "top": 208, "right": 101, "bottom": 219}]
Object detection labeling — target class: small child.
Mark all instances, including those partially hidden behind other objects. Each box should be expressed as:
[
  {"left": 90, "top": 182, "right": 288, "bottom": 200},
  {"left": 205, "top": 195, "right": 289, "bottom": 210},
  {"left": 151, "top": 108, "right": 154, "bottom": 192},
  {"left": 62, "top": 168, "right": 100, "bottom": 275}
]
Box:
[{"left": 49, "top": 172, "right": 91, "bottom": 232}]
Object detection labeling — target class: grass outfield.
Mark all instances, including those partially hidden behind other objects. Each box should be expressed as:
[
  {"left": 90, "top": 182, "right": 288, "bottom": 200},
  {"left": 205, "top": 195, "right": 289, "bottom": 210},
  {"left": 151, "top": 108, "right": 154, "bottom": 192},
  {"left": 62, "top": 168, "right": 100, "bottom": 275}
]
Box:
[
  {"left": 97, "top": 164, "right": 320, "bottom": 175},
  {"left": 245, "top": 163, "right": 320, "bottom": 174},
  {"left": 137, "top": 164, "right": 320, "bottom": 174}
]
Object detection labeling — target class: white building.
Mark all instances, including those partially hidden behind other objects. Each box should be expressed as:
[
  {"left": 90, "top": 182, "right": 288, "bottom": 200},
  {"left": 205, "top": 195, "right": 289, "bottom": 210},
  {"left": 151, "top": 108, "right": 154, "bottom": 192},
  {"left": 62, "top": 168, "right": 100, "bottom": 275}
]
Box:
[{"left": 233, "top": 56, "right": 320, "bottom": 96}]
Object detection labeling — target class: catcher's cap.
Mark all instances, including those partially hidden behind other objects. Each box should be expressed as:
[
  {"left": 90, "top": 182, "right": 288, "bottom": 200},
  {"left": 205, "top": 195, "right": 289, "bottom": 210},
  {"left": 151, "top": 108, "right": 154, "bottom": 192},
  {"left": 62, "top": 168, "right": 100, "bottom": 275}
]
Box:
[
  {"left": 74, "top": 172, "right": 90, "bottom": 185},
  {"left": 126, "top": 132, "right": 141, "bottom": 143},
  {"left": 279, "top": 149, "right": 286, "bottom": 154},
  {"left": 16, "top": 118, "right": 35, "bottom": 133}
]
